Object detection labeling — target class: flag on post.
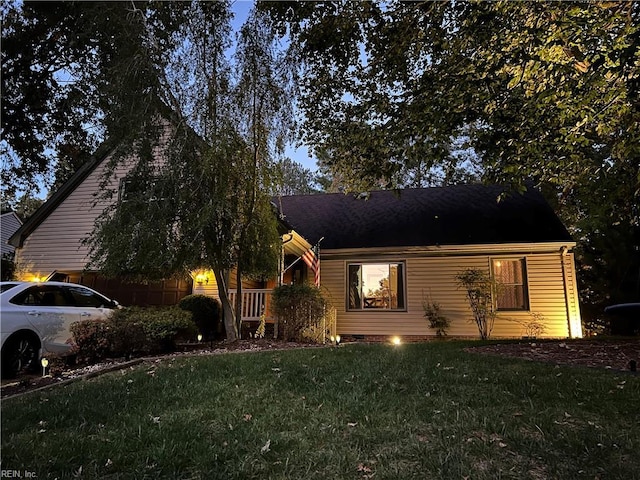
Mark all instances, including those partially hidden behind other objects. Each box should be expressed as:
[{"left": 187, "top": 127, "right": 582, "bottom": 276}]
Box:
[{"left": 301, "top": 244, "right": 320, "bottom": 287}]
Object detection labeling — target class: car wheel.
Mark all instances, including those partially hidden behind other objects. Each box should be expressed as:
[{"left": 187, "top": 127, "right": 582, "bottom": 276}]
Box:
[{"left": 1, "top": 333, "right": 40, "bottom": 378}]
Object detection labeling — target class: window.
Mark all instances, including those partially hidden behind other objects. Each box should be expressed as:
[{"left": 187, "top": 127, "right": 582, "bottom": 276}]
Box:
[
  {"left": 10, "top": 285, "right": 71, "bottom": 307},
  {"left": 65, "top": 286, "right": 110, "bottom": 308},
  {"left": 119, "top": 176, "right": 168, "bottom": 203},
  {"left": 348, "top": 263, "right": 405, "bottom": 310},
  {"left": 492, "top": 258, "right": 528, "bottom": 310}
]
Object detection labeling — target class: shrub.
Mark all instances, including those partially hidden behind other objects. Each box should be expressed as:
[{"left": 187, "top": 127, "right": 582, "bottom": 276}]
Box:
[
  {"left": 455, "top": 268, "right": 496, "bottom": 340},
  {"left": 423, "top": 298, "right": 450, "bottom": 337},
  {"left": 71, "top": 307, "right": 197, "bottom": 362},
  {"left": 70, "top": 319, "right": 114, "bottom": 363},
  {"left": 272, "top": 284, "right": 330, "bottom": 343},
  {"left": 178, "top": 294, "right": 222, "bottom": 340}
]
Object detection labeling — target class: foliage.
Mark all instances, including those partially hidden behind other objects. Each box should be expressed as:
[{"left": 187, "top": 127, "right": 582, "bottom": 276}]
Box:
[
  {"left": 273, "top": 158, "right": 320, "bottom": 195},
  {"left": 1, "top": 254, "right": 16, "bottom": 281},
  {"left": 73, "top": 3, "right": 291, "bottom": 341},
  {"left": 70, "top": 319, "right": 113, "bottom": 364},
  {"left": 508, "top": 312, "right": 548, "bottom": 338},
  {"left": 71, "top": 307, "right": 196, "bottom": 363},
  {"left": 178, "top": 294, "right": 222, "bottom": 340},
  {"left": 422, "top": 297, "right": 450, "bottom": 337},
  {"left": 255, "top": 313, "right": 267, "bottom": 339},
  {"left": 266, "top": 1, "right": 640, "bottom": 324},
  {"left": 272, "top": 283, "right": 330, "bottom": 343},
  {"left": 0, "top": 191, "right": 43, "bottom": 220},
  {"left": 455, "top": 269, "right": 496, "bottom": 340}
]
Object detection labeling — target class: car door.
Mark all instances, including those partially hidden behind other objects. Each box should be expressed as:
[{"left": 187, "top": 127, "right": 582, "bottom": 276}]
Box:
[
  {"left": 62, "top": 285, "right": 114, "bottom": 322},
  {"left": 9, "top": 285, "right": 81, "bottom": 354}
]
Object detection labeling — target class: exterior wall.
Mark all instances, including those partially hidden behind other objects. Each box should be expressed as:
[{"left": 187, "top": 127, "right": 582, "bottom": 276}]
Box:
[
  {"left": 15, "top": 158, "right": 129, "bottom": 277},
  {"left": 321, "top": 245, "right": 582, "bottom": 339}
]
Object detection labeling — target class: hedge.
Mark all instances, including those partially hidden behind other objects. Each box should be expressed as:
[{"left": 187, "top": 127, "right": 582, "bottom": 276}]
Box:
[{"left": 71, "top": 306, "right": 197, "bottom": 363}]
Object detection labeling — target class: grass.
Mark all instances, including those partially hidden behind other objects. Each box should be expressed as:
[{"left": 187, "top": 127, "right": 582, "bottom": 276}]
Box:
[{"left": 1, "top": 341, "right": 639, "bottom": 479}]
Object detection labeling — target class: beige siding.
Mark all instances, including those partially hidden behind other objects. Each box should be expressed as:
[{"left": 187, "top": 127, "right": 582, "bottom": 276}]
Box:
[
  {"left": 322, "top": 248, "right": 581, "bottom": 339},
  {"left": 16, "top": 158, "right": 128, "bottom": 277}
]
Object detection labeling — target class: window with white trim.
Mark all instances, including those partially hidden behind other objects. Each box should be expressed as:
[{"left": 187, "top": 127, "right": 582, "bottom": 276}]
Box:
[
  {"left": 492, "top": 258, "right": 529, "bottom": 311},
  {"left": 347, "top": 262, "right": 405, "bottom": 310}
]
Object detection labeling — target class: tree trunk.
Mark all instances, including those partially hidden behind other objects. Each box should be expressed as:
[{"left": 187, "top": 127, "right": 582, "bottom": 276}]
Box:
[
  {"left": 214, "top": 269, "right": 238, "bottom": 342},
  {"left": 235, "top": 264, "right": 243, "bottom": 339}
]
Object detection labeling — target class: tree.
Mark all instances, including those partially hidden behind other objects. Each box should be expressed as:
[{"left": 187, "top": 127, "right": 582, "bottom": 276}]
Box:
[
  {"left": 266, "top": 0, "right": 640, "bottom": 323},
  {"left": 83, "top": 2, "right": 292, "bottom": 341},
  {"left": 455, "top": 269, "right": 496, "bottom": 340},
  {"left": 1, "top": 1, "right": 191, "bottom": 197}
]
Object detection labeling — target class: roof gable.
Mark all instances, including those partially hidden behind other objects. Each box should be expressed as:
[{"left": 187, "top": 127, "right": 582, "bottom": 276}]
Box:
[{"left": 276, "top": 185, "right": 572, "bottom": 250}]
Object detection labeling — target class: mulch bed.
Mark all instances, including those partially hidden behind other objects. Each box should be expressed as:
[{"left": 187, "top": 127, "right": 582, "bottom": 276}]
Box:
[
  {"left": 466, "top": 339, "right": 640, "bottom": 372},
  {"left": 2, "top": 339, "right": 638, "bottom": 399}
]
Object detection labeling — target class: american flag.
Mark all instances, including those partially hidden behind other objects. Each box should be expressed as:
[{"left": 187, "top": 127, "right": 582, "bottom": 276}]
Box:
[{"left": 301, "top": 244, "right": 320, "bottom": 287}]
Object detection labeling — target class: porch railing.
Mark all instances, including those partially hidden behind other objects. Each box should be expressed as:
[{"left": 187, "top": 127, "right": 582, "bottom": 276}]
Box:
[{"left": 228, "top": 289, "right": 273, "bottom": 321}]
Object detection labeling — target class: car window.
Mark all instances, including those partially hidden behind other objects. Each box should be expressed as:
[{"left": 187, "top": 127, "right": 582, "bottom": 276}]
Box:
[
  {"left": 0, "top": 283, "right": 20, "bottom": 294},
  {"left": 65, "top": 286, "right": 109, "bottom": 308},
  {"left": 10, "top": 285, "right": 71, "bottom": 307}
]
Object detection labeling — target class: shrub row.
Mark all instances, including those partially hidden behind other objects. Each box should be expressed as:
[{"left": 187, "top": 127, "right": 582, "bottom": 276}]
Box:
[{"left": 71, "top": 306, "right": 197, "bottom": 363}]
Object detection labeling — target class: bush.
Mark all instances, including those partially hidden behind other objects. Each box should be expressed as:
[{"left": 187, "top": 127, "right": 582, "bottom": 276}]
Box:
[
  {"left": 455, "top": 268, "right": 496, "bottom": 340},
  {"left": 423, "top": 299, "right": 450, "bottom": 337},
  {"left": 272, "top": 284, "right": 330, "bottom": 343},
  {"left": 71, "top": 307, "right": 197, "bottom": 363},
  {"left": 178, "top": 294, "right": 222, "bottom": 340},
  {"left": 70, "top": 319, "right": 113, "bottom": 363}
]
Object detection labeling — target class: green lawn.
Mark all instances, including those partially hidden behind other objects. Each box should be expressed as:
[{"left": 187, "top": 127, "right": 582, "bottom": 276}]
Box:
[{"left": 1, "top": 341, "right": 639, "bottom": 479}]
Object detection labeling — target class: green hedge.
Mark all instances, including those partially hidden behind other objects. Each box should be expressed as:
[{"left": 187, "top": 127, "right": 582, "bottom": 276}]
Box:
[
  {"left": 178, "top": 294, "right": 222, "bottom": 340},
  {"left": 71, "top": 306, "right": 197, "bottom": 363},
  {"left": 272, "top": 284, "right": 328, "bottom": 343}
]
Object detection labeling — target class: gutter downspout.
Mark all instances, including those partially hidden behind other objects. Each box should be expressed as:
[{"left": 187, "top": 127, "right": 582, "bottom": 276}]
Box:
[{"left": 560, "top": 245, "right": 577, "bottom": 338}]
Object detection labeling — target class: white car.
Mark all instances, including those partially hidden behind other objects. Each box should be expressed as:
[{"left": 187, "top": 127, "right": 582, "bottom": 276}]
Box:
[{"left": 0, "top": 281, "right": 119, "bottom": 378}]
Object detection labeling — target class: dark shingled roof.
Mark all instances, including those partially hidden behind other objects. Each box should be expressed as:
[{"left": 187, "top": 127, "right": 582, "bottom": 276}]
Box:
[{"left": 276, "top": 184, "right": 572, "bottom": 250}]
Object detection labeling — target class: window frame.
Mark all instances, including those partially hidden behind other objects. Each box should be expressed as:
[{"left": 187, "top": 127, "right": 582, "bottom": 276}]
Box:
[
  {"left": 491, "top": 257, "right": 530, "bottom": 312},
  {"left": 346, "top": 261, "right": 407, "bottom": 312}
]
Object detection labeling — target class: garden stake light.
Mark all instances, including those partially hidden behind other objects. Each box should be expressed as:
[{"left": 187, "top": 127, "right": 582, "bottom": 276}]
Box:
[{"left": 41, "top": 357, "right": 49, "bottom": 377}]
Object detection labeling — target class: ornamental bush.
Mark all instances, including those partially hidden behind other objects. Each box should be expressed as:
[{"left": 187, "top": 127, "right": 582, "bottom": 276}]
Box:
[
  {"left": 423, "top": 298, "right": 450, "bottom": 337},
  {"left": 70, "top": 319, "right": 113, "bottom": 363},
  {"left": 178, "top": 294, "right": 222, "bottom": 340},
  {"left": 272, "top": 284, "right": 330, "bottom": 343},
  {"left": 71, "top": 307, "right": 197, "bottom": 363}
]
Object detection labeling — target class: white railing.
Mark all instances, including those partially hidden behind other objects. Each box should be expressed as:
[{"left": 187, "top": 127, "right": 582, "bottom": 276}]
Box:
[{"left": 228, "top": 289, "right": 273, "bottom": 321}]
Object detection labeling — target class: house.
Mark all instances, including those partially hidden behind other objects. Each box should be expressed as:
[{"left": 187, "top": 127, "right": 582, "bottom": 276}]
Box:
[
  {"left": 1, "top": 211, "right": 23, "bottom": 258},
  {"left": 7, "top": 140, "right": 195, "bottom": 306},
  {"left": 9, "top": 141, "right": 582, "bottom": 338},
  {"left": 273, "top": 186, "right": 583, "bottom": 339}
]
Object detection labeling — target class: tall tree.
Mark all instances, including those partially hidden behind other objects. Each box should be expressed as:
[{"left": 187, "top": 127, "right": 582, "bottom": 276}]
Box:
[
  {"left": 84, "top": 2, "right": 291, "bottom": 340},
  {"left": 1, "top": 1, "right": 191, "bottom": 196},
  {"left": 266, "top": 0, "right": 640, "bottom": 323}
]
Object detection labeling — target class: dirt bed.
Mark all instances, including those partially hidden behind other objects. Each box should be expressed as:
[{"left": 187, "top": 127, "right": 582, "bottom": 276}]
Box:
[{"left": 467, "top": 339, "right": 640, "bottom": 372}]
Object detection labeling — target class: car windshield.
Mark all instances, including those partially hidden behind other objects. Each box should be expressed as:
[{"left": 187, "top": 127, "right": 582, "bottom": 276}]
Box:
[{"left": 0, "top": 283, "right": 20, "bottom": 294}]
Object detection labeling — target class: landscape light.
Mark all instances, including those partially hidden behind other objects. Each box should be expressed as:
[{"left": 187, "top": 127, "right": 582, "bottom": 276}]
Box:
[
  {"left": 41, "top": 358, "right": 49, "bottom": 376},
  {"left": 197, "top": 334, "right": 203, "bottom": 342},
  {"left": 391, "top": 336, "right": 402, "bottom": 346}
]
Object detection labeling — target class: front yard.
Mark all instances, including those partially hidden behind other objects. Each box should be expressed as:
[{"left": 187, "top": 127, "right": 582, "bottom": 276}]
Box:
[{"left": 1, "top": 341, "right": 639, "bottom": 479}]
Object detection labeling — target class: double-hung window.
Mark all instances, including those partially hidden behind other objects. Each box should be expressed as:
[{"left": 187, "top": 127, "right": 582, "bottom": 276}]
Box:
[
  {"left": 492, "top": 258, "right": 529, "bottom": 311},
  {"left": 347, "top": 262, "right": 405, "bottom": 310}
]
